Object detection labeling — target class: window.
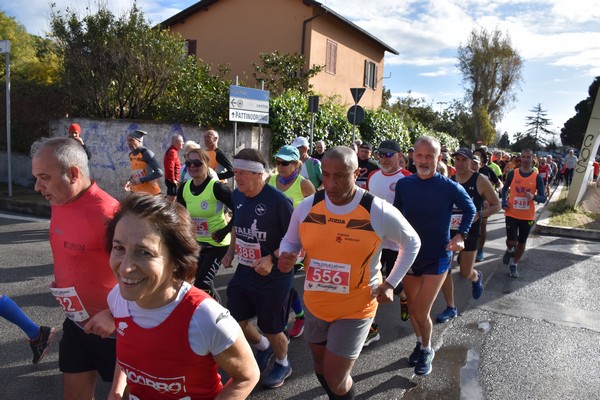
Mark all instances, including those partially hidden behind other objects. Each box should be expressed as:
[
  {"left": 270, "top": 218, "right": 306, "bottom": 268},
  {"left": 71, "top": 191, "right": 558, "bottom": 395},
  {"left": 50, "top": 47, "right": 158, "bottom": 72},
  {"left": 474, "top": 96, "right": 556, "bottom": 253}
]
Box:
[
  {"left": 183, "top": 39, "right": 197, "bottom": 56},
  {"left": 364, "top": 60, "right": 378, "bottom": 89},
  {"left": 326, "top": 40, "right": 337, "bottom": 74}
]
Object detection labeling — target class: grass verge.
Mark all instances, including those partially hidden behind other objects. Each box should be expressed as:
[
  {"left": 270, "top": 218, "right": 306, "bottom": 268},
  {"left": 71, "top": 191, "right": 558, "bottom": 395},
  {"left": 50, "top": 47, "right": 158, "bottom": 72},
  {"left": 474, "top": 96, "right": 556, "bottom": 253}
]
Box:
[{"left": 548, "top": 188, "right": 600, "bottom": 228}]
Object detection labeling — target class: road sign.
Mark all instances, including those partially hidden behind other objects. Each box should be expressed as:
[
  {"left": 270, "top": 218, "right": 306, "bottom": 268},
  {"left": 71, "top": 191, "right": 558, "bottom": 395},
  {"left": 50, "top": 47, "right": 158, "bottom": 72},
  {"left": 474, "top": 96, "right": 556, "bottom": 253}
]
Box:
[
  {"left": 350, "top": 88, "right": 366, "bottom": 104},
  {"left": 348, "top": 105, "right": 365, "bottom": 125},
  {"left": 0, "top": 40, "right": 10, "bottom": 54},
  {"left": 229, "top": 85, "right": 270, "bottom": 124}
]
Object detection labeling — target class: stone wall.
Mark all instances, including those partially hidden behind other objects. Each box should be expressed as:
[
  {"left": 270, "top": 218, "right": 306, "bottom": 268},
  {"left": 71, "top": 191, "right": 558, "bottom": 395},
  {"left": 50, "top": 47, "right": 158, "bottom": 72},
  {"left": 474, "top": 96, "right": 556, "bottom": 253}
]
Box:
[{"left": 1, "top": 118, "right": 272, "bottom": 199}]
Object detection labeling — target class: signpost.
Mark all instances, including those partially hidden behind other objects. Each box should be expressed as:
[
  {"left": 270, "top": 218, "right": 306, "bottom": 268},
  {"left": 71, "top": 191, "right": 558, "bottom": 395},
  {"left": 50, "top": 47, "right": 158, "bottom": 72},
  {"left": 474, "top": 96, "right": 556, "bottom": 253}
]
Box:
[
  {"left": 229, "top": 85, "right": 270, "bottom": 124},
  {"left": 0, "top": 40, "right": 11, "bottom": 197},
  {"left": 348, "top": 88, "right": 366, "bottom": 142}
]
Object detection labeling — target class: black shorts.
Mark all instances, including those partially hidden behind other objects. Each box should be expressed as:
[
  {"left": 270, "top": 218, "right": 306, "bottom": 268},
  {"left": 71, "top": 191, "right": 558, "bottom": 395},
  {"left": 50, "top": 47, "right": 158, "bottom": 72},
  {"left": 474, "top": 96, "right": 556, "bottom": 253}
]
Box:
[
  {"left": 59, "top": 318, "right": 116, "bottom": 382},
  {"left": 505, "top": 216, "right": 534, "bottom": 244},
  {"left": 451, "top": 226, "right": 480, "bottom": 251},
  {"left": 165, "top": 180, "right": 177, "bottom": 196},
  {"left": 226, "top": 283, "right": 292, "bottom": 335}
]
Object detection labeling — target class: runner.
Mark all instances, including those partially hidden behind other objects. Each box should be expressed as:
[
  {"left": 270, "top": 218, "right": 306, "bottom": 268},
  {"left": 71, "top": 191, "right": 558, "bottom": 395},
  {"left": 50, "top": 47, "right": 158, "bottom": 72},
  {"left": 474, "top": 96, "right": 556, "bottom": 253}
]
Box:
[
  {"left": 278, "top": 146, "right": 420, "bottom": 398},
  {"left": 106, "top": 193, "right": 259, "bottom": 399},
  {"left": 502, "top": 149, "right": 547, "bottom": 278},
  {"left": 393, "top": 136, "right": 475, "bottom": 376},
  {"left": 364, "top": 139, "right": 413, "bottom": 346},
  {"left": 31, "top": 137, "right": 120, "bottom": 399},
  {"left": 436, "top": 148, "right": 501, "bottom": 323},
  {"left": 221, "top": 149, "right": 295, "bottom": 388},
  {"left": 125, "top": 130, "right": 163, "bottom": 195},
  {"left": 267, "top": 145, "right": 316, "bottom": 339},
  {"left": 177, "top": 148, "right": 233, "bottom": 303}
]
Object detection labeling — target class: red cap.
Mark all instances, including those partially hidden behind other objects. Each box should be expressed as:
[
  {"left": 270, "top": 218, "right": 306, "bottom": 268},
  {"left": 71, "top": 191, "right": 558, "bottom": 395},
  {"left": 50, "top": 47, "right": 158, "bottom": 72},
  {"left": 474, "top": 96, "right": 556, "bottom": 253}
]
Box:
[{"left": 68, "top": 123, "right": 81, "bottom": 134}]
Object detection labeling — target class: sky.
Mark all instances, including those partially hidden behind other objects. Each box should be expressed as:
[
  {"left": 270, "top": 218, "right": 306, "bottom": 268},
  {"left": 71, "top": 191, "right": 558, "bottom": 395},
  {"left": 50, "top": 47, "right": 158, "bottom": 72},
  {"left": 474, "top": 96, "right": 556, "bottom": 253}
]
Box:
[{"left": 3, "top": 0, "right": 600, "bottom": 142}]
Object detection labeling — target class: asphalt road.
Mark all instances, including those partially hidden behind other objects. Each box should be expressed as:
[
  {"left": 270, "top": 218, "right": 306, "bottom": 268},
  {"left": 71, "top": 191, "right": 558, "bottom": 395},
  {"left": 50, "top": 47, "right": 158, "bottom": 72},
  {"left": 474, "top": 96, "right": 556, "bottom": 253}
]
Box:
[{"left": 1, "top": 209, "right": 599, "bottom": 399}]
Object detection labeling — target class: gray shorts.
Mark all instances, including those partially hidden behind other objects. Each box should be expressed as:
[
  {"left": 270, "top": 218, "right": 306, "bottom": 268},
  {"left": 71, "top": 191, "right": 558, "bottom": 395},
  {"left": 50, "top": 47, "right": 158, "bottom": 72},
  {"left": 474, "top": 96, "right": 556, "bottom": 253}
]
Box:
[{"left": 304, "top": 307, "right": 373, "bottom": 359}]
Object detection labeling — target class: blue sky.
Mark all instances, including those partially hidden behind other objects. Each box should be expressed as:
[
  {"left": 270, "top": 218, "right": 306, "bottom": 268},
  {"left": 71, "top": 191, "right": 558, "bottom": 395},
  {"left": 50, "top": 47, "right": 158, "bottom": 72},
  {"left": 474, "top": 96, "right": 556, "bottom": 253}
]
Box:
[{"left": 3, "top": 0, "right": 600, "bottom": 143}]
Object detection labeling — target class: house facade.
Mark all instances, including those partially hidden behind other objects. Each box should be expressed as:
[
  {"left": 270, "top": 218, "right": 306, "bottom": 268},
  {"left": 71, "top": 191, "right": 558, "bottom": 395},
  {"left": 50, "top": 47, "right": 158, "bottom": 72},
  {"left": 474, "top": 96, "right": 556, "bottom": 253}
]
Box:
[{"left": 161, "top": 0, "right": 398, "bottom": 109}]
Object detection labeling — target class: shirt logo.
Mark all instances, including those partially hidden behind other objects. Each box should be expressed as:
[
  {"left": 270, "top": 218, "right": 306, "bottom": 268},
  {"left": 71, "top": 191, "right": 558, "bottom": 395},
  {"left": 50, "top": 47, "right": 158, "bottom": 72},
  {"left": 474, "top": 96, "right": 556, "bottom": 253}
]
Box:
[
  {"left": 200, "top": 201, "right": 209, "bottom": 210},
  {"left": 236, "top": 204, "right": 243, "bottom": 209},
  {"left": 117, "top": 321, "right": 129, "bottom": 336},
  {"left": 216, "top": 310, "right": 230, "bottom": 324},
  {"left": 255, "top": 203, "right": 267, "bottom": 216}
]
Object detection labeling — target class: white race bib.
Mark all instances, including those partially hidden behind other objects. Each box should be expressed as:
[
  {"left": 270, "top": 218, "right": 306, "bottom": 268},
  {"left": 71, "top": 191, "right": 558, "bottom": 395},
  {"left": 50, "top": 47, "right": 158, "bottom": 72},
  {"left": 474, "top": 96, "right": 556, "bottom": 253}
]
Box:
[
  {"left": 235, "top": 238, "right": 261, "bottom": 266},
  {"left": 192, "top": 217, "right": 209, "bottom": 237},
  {"left": 512, "top": 196, "right": 529, "bottom": 210},
  {"left": 305, "top": 259, "right": 351, "bottom": 294},
  {"left": 50, "top": 286, "right": 90, "bottom": 322},
  {"left": 450, "top": 214, "right": 463, "bottom": 230}
]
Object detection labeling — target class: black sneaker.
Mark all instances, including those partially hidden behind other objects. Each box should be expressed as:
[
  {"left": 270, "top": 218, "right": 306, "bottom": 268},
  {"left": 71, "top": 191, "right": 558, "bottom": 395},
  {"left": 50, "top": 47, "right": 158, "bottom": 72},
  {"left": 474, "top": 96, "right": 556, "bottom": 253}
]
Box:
[
  {"left": 363, "top": 324, "right": 380, "bottom": 347},
  {"left": 408, "top": 341, "right": 421, "bottom": 366},
  {"left": 502, "top": 248, "right": 515, "bottom": 265},
  {"left": 30, "top": 326, "right": 56, "bottom": 364}
]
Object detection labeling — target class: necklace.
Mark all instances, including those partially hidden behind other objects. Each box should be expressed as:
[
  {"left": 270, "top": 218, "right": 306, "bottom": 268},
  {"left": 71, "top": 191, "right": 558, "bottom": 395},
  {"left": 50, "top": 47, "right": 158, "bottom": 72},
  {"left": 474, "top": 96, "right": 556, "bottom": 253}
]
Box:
[{"left": 277, "top": 170, "right": 299, "bottom": 185}]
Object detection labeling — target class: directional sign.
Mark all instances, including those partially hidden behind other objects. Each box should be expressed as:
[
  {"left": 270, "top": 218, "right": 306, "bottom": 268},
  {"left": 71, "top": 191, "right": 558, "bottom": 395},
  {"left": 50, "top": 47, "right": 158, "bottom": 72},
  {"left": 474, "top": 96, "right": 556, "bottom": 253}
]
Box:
[
  {"left": 229, "top": 85, "right": 270, "bottom": 124},
  {"left": 347, "top": 105, "right": 365, "bottom": 125}
]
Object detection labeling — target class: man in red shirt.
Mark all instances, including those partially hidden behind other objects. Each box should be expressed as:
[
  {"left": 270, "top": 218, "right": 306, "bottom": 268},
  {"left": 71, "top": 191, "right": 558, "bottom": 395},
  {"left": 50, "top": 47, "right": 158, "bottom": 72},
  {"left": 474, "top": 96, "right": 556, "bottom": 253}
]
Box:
[{"left": 164, "top": 134, "right": 183, "bottom": 202}]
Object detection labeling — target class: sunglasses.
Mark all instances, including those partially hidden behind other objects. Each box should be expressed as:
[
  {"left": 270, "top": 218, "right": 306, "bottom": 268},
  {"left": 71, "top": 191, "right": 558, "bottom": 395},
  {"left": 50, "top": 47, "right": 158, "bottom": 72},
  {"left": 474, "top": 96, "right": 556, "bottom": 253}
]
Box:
[
  {"left": 185, "top": 159, "right": 203, "bottom": 168},
  {"left": 378, "top": 152, "right": 396, "bottom": 158},
  {"left": 275, "top": 159, "right": 292, "bottom": 166}
]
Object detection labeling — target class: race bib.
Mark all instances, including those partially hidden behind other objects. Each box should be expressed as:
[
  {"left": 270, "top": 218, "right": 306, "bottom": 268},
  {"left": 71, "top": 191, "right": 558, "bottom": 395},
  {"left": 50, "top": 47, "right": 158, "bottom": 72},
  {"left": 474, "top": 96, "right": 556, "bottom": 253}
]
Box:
[
  {"left": 192, "top": 217, "right": 209, "bottom": 237},
  {"left": 305, "top": 259, "right": 351, "bottom": 294},
  {"left": 131, "top": 169, "right": 146, "bottom": 180},
  {"left": 450, "top": 214, "right": 463, "bottom": 230},
  {"left": 512, "top": 196, "right": 529, "bottom": 210},
  {"left": 235, "top": 238, "right": 261, "bottom": 266},
  {"left": 50, "top": 286, "right": 89, "bottom": 322}
]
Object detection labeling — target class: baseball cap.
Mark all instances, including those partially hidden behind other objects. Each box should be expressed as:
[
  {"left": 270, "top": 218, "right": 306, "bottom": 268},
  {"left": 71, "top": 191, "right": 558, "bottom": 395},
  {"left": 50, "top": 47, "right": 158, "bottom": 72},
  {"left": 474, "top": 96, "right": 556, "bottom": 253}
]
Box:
[
  {"left": 452, "top": 148, "right": 474, "bottom": 160},
  {"left": 472, "top": 155, "right": 481, "bottom": 163},
  {"left": 377, "top": 139, "right": 401, "bottom": 153},
  {"left": 291, "top": 136, "right": 309, "bottom": 148},
  {"left": 359, "top": 142, "right": 372, "bottom": 151},
  {"left": 408, "top": 147, "right": 414, "bottom": 152},
  {"left": 68, "top": 123, "right": 81, "bottom": 134},
  {"left": 274, "top": 145, "right": 300, "bottom": 161}
]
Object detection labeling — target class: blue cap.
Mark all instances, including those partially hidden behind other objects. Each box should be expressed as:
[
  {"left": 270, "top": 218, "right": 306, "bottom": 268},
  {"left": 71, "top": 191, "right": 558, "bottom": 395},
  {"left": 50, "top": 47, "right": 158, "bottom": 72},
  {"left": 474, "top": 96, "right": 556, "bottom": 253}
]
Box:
[{"left": 274, "top": 145, "right": 300, "bottom": 161}]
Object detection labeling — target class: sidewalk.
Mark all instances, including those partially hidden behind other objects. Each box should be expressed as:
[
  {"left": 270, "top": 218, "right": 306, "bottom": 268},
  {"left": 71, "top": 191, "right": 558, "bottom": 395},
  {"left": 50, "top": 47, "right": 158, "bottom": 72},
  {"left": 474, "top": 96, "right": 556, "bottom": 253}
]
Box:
[
  {"left": 0, "top": 183, "right": 50, "bottom": 218},
  {"left": 535, "top": 182, "right": 600, "bottom": 241}
]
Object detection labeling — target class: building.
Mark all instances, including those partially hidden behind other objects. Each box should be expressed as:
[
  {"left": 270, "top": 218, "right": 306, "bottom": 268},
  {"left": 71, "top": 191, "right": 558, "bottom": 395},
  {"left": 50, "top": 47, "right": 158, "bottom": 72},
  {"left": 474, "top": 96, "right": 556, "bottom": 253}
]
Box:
[{"left": 160, "top": 0, "right": 398, "bottom": 109}]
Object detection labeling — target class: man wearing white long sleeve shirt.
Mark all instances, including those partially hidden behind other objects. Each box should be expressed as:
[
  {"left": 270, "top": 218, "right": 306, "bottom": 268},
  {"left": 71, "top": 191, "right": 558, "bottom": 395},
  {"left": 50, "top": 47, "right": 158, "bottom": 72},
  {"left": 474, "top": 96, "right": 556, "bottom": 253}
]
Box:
[{"left": 278, "top": 146, "right": 420, "bottom": 400}]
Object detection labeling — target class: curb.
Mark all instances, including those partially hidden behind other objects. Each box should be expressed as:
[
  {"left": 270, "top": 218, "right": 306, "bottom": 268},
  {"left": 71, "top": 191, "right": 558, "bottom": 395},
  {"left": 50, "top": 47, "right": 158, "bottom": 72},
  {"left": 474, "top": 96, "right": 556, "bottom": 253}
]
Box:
[
  {"left": 535, "top": 184, "right": 600, "bottom": 241},
  {"left": 0, "top": 198, "right": 51, "bottom": 218}
]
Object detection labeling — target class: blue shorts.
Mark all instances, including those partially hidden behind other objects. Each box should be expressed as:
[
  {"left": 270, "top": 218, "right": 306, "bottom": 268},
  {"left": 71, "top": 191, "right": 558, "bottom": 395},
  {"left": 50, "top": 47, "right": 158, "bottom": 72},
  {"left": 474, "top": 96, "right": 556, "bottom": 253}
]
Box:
[
  {"left": 226, "top": 282, "right": 292, "bottom": 335},
  {"left": 406, "top": 256, "right": 451, "bottom": 276}
]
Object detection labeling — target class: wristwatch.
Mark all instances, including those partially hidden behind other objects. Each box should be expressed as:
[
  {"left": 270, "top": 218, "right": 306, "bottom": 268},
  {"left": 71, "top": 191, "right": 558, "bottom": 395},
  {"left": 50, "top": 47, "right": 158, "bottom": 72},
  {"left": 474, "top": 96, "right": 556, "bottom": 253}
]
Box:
[
  {"left": 478, "top": 210, "right": 484, "bottom": 219},
  {"left": 458, "top": 230, "right": 468, "bottom": 240},
  {"left": 270, "top": 253, "right": 278, "bottom": 266}
]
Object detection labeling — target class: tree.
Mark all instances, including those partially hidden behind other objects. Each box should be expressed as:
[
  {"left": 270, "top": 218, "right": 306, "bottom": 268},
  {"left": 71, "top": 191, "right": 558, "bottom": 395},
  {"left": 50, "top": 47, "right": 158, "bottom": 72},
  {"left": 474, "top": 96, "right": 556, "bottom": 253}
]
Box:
[
  {"left": 252, "top": 51, "right": 323, "bottom": 96},
  {"left": 457, "top": 27, "right": 523, "bottom": 145},
  {"left": 50, "top": 3, "right": 186, "bottom": 119},
  {"left": 498, "top": 132, "right": 510, "bottom": 148},
  {"left": 524, "top": 103, "right": 552, "bottom": 151},
  {"left": 560, "top": 76, "right": 599, "bottom": 149}
]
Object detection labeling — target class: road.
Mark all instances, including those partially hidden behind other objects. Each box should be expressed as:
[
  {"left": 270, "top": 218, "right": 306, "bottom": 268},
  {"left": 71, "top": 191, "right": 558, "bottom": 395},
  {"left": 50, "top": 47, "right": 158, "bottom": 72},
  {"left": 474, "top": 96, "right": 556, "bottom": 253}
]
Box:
[{"left": 1, "top": 209, "right": 599, "bottom": 399}]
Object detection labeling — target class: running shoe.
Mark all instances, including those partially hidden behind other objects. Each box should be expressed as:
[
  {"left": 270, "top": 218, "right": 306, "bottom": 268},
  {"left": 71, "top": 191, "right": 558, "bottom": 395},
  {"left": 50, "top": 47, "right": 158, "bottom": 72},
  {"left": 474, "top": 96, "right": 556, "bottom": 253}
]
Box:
[
  {"left": 414, "top": 348, "right": 435, "bottom": 376},
  {"left": 436, "top": 306, "right": 457, "bottom": 323},
  {"left": 472, "top": 271, "right": 484, "bottom": 299},
  {"left": 408, "top": 342, "right": 421, "bottom": 366},
  {"left": 509, "top": 264, "right": 520, "bottom": 278},
  {"left": 288, "top": 317, "right": 305, "bottom": 338},
  {"left": 400, "top": 299, "right": 410, "bottom": 321},
  {"left": 475, "top": 248, "right": 484, "bottom": 262},
  {"left": 263, "top": 362, "right": 292, "bottom": 388},
  {"left": 363, "top": 324, "right": 380, "bottom": 347},
  {"left": 502, "top": 248, "right": 515, "bottom": 265},
  {"left": 30, "top": 326, "right": 56, "bottom": 364},
  {"left": 255, "top": 346, "right": 274, "bottom": 372}
]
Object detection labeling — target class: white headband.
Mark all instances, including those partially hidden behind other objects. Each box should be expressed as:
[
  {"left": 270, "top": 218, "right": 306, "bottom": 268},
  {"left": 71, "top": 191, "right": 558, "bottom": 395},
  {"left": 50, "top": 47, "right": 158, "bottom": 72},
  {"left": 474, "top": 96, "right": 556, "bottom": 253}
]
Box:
[{"left": 233, "top": 159, "right": 265, "bottom": 173}]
